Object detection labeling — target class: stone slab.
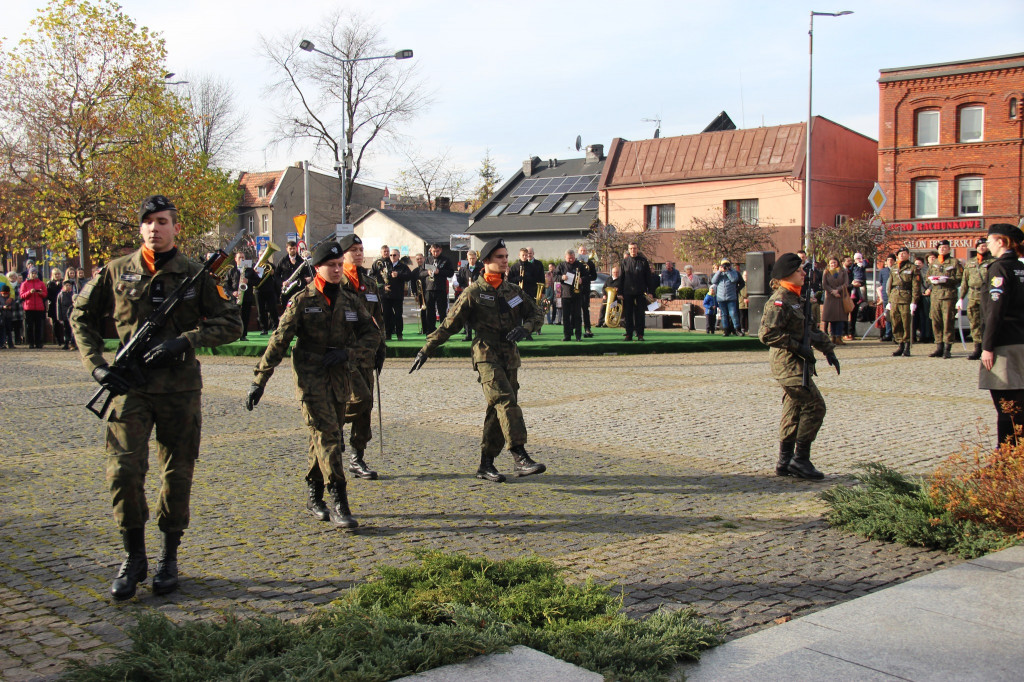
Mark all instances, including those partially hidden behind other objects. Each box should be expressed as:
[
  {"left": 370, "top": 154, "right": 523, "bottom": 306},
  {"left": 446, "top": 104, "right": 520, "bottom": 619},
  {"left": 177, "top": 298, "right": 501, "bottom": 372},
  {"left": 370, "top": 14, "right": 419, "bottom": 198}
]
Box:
[{"left": 400, "top": 646, "right": 603, "bottom": 682}]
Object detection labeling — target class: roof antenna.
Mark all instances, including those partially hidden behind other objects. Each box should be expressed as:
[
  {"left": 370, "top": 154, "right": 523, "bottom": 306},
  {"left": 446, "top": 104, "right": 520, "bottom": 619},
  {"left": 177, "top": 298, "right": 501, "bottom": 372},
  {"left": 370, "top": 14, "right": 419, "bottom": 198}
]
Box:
[{"left": 642, "top": 116, "right": 661, "bottom": 138}]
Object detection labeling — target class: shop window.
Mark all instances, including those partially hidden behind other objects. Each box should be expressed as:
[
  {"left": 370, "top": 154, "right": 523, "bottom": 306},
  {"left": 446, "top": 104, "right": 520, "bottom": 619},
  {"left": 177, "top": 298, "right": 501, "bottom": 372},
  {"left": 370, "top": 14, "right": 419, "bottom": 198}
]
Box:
[
  {"left": 958, "top": 106, "right": 984, "bottom": 142},
  {"left": 957, "top": 177, "right": 982, "bottom": 216},
  {"left": 916, "top": 110, "right": 939, "bottom": 146},
  {"left": 914, "top": 179, "right": 938, "bottom": 219},
  {"left": 724, "top": 199, "right": 758, "bottom": 225},
  {"left": 644, "top": 204, "right": 675, "bottom": 229}
]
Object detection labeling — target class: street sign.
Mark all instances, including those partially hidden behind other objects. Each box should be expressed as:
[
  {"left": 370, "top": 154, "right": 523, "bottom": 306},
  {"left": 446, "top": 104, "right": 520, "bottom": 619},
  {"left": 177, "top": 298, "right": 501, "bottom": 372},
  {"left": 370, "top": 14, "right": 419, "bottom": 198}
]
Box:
[
  {"left": 335, "top": 223, "right": 354, "bottom": 238},
  {"left": 286, "top": 232, "right": 298, "bottom": 243},
  {"left": 255, "top": 236, "right": 270, "bottom": 253},
  {"left": 868, "top": 183, "right": 887, "bottom": 215},
  {"left": 292, "top": 214, "right": 307, "bottom": 239},
  {"left": 450, "top": 233, "right": 471, "bottom": 250}
]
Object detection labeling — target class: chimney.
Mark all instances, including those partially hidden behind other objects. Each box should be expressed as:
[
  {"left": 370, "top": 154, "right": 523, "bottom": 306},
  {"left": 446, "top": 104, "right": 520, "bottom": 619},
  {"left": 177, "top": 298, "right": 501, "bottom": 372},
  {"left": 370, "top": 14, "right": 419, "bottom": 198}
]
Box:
[
  {"left": 436, "top": 197, "right": 451, "bottom": 212},
  {"left": 585, "top": 144, "right": 604, "bottom": 163},
  {"left": 522, "top": 156, "right": 541, "bottom": 177}
]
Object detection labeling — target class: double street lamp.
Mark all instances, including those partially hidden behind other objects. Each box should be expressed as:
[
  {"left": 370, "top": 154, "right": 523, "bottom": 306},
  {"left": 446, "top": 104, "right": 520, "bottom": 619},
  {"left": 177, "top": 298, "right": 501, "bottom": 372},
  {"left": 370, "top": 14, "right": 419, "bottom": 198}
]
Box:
[
  {"left": 805, "top": 10, "right": 852, "bottom": 252},
  {"left": 298, "top": 39, "right": 413, "bottom": 227}
]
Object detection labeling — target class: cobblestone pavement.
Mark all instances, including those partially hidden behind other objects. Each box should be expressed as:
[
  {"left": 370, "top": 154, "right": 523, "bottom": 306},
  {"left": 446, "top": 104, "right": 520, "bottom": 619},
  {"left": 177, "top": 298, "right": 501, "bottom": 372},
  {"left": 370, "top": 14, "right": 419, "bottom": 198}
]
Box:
[{"left": 0, "top": 342, "right": 993, "bottom": 680}]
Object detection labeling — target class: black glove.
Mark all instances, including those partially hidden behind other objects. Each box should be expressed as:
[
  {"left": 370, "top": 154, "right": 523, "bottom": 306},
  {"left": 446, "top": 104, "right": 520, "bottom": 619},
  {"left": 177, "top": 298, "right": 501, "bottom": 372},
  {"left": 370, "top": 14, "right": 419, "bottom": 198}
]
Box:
[
  {"left": 92, "top": 365, "right": 132, "bottom": 396},
  {"left": 374, "top": 344, "right": 386, "bottom": 373},
  {"left": 409, "top": 351, "right": 427, "bottom": 373},
  {"left": 790, "top": 341, "right": 814, "bottom": 362},
  {"left": 246, "top": 383, "right": 264, "bottom": 411},
  {"left": 142, "top": 336, "right": 191, "bottom": 368},
  {"left": 321, "top": 348, "right": 349, "bottom": 368},
  {"left": 505, "top": 326, "right": 529, "bottom": 343},
  {"left": 825, "top": 351, "right": 841, "bottom": 376}
]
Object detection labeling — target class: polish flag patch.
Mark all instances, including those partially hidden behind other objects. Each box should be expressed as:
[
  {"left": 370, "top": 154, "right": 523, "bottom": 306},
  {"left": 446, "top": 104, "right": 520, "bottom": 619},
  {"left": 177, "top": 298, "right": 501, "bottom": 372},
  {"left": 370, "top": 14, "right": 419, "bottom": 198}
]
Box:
[{"left": 774, "top": 300, "right": 784, "bottom": 306}]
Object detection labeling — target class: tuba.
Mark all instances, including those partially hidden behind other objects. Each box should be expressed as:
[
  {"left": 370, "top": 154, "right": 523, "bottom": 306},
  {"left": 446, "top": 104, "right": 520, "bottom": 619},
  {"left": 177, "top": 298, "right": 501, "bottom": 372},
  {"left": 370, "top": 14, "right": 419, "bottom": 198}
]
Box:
[
  {"left": 253, "top": 242, "right": 280, "bottom": 290},
  {"left": 604, "top": 286, "right": 622, "bottom": 327}
]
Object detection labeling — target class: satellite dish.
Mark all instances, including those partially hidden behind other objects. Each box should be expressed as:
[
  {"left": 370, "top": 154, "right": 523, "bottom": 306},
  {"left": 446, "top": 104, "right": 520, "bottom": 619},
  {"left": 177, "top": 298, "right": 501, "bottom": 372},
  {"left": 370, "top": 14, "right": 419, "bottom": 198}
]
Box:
[{"left": 575, "top": 135, "right": 582, "bottom": 152}]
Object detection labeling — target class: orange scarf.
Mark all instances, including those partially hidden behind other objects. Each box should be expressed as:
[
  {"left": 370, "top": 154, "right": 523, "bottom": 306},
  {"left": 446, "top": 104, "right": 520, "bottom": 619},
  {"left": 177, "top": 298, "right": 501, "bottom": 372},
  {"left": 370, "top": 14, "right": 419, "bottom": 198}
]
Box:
[
  {"left": 938, "top": 254, "right": 946, "bottom": 264},
  {"left": 314, "top": 273, "right": 331, "bottom": 306},
  {"left": 483, "top": 272, "right": 503, "bottom": 288},
  {"left": 978, "top": 253, "right": 984, "bottom": 264},
  {"left": 141, "top": 246, "right": 157, "bottom": 274},
  {"left": 343, "top": 263, "right": 360, "bottom": 288},
  {"left": 779, "top": 280, "right": 802, "bottom": 296}
]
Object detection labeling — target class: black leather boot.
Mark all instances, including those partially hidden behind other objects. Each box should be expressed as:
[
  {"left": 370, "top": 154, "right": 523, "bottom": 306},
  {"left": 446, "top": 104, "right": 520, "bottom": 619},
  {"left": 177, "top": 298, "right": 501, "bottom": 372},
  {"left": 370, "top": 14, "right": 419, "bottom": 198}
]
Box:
[
  {"left": 943, "top": 343, "right": 952, "bottom": 359},
  {"left": 347, "top": 450, "right": 378, "bottom": 480},
  {"left": 111, "top": 528, "right": 147, "bottom": 600},
  {"left": 510, "top": 445, "right": 546, "bottom": 477},
  {"left": 476, "top": 454, "right": 506, "bottom": 483},
  {"left": 326, "top": 482, "right": 358, "bottom": 529},
  {"left": 902, "top": 341, "right": 911, "bottom": 357},
  {"left": 967, "top": 344, "right": 982, "bottom": 361},
  {"left": 305, "top": 478, "right": 329, "bottom": 521},
  {"left": 776, "top": 441, "right": 795, "bottom": 476},
  {"left": 929, "top": 343, "right": 944, "bottom": 357},
  {"left": 892, "top": 342, "right": 905, "bottom": 357},
  {"left": 152, "top": 531, "right": 182, "bottom": 596},
  {"left": 788, "top": 442, "right": 825, "bottom": 480}
]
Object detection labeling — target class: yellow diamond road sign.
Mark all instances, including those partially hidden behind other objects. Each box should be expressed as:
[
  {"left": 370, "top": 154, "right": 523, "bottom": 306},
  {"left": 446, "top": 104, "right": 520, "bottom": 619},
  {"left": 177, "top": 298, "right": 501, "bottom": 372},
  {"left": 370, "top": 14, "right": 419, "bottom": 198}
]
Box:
[{"left": 868, "top": 183, "right": 887, "bottom": 215}]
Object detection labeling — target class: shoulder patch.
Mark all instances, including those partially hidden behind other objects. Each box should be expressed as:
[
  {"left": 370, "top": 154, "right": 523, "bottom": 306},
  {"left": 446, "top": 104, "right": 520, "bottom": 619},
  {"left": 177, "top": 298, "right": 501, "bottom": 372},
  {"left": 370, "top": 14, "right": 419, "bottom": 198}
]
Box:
[
  {"left": 216, "top": 285, "right": 230, "bottom": 301},
  {"left": 774, "top": 300, "right": 784, "bottom": 306},
  {"left": 991, "top": 276, "right": 1004, "bottom": 288}
]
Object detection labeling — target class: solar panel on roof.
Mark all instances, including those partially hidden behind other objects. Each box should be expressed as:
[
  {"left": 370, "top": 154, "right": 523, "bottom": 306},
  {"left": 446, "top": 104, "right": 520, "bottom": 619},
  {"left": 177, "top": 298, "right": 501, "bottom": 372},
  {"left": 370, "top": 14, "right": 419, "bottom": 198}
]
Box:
[
  {"left": 504, "top": 195, "right": 532, "bottom": 215},
  {"left": 512, "top": 179, "right": 536, "bottom": 196},
  {"left": 582, "top": 196, "right": 599, "bottom": 211},
  {"left": 536, "top": 193, "right": 565, "bottom": 213}
]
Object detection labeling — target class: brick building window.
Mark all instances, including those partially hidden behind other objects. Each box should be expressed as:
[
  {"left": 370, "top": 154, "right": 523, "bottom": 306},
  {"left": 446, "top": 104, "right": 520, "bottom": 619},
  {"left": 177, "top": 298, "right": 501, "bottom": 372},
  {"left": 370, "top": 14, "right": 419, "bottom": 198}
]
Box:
[
  {"left": 914, "top": 179, "right": 938, "bottom": 218},
  {"left": 916, "top": 110, "right": 939, "bottom": 146},
  {"left": 1010, "top": 98, "right": 1018, "bottom": 120},
  {"left": 957, "top": 177, "right": 982, "bottom": 216},
  {"left": 724, "top": 198, "right": 758, "bottom": 225},
  {"left": 644, "top": 204, "right": 675, "bottom": 229},
  {"left": 958, "top": 106, "right": 984, "bottom": 142}
]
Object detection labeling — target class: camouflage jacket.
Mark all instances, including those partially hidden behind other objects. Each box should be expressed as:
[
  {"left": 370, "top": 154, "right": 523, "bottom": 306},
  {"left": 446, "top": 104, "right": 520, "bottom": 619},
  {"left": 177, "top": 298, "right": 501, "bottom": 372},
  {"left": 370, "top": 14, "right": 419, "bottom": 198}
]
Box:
[
  {"left": 71, "top": 248, "right": 242, "bottom": 393},
  {"left": 886, "top": 261, "right": 921, "bottom": 305},
  {"left": 421, "top": 276, "right": 543, "bottom": 370},
  {"left": 340, "top": 267, "right": 384, "bottom": 371},
  {"left": 960, "top": 255, "right": 994, "bottom": 300},
  {"left": 925, "top": 257, "right": 964, "bottom": 301},
  {"left": 253, "top": 282, "right": 380, "bottom": 400},
  {"left": 758, "top": 285, "right": 835, "bottom": 387}
]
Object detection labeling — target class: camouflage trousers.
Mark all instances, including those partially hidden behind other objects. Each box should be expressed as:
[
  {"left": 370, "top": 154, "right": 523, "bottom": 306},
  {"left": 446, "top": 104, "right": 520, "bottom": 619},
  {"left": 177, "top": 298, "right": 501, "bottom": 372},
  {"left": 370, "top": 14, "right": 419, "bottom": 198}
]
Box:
[
  {"left": 302, "top": 384, "right": 350, "bottom": 487},
  {"left": 967, "top": 297, "right": 983, "bottom": 343},
  {"left": 105, "top": 390, "right": 201, "bottom": 533},
  {"left": 343, "top": 364, "right": 375, "bottom": 452},
  {"left": 778, "top": 381, "right": 826, "bottom": 444},
  {"left": 892, "top": 302, "right": 913, "bottom": 343},
  {"left": 930, "top": 298, "right": 958, "bottom": 344},
  {"left": 477, "top": 361, "right": 527, "bottom": 459}
]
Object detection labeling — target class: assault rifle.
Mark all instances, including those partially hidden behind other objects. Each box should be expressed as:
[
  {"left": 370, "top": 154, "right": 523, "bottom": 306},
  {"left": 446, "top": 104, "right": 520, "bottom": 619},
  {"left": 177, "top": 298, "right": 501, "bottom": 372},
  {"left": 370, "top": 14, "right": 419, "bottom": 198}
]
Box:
[
  {"left": 86, "top": 230, "right": 247, "bottom": 418},
  {"left": 279, "top": 235, "right": 338, "bottom": 300},
  {"left": 800, "top": 258, "right": 817, "bottom": 389}
]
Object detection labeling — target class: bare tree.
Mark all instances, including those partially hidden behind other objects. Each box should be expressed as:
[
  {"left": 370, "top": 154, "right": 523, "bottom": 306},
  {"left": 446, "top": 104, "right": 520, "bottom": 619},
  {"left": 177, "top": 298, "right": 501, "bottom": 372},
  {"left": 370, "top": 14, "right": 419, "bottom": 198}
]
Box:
[
  {"left": 582, "top": 219, "right": 660, "bottom": 271},
  {"left": 393, "top": 149, "right": 470, "bottom": 208},
  {"left": 807, "top": 214, "right": 903, "bottom": 263},
  {"left": 181, "top": 73, "right": 247, "bottom": 168},
  {"left": 260, "top": 11, "right": 429, "bottom": 218},
  {"left": 674, "top": 211, "right": 778, "bottom": 266}
]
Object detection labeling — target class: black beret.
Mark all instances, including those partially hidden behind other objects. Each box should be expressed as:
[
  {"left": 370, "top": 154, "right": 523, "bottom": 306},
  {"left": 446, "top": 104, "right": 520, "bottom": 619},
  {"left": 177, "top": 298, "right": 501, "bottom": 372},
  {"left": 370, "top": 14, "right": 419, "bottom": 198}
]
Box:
[
  {"left": 312, "top": 240, "right": 343, "bottom": 266},
  {"left": 480, "top": 238, "right": 506, "bottom": 261},
  {"left": 988, "top": 223, "right": 1024, "bottom": 243},
  {"left": 937, "top": 239, "right": 951, "bottom": 246},
  {"left": 771, "top": 253, "right": 802, "bottom": 280},
  {"left": 139, "top": 195, "right": 176, "bottom": 223},
  {"left": 975, "top": 237, "right": 986, "bottom": 246},
  {"left": 338, "top": 234, "right": 362, "bottom": 253},
  {"left": 897, "top": 246, "right": 910, "bottom": 254}
]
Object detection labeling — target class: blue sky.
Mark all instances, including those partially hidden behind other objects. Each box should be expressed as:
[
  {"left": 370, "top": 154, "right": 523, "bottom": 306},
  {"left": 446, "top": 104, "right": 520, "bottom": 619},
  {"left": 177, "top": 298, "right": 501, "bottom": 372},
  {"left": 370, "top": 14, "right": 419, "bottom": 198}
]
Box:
[{"left": 3, "top": 0, "right": 1023, "bottom": 190}]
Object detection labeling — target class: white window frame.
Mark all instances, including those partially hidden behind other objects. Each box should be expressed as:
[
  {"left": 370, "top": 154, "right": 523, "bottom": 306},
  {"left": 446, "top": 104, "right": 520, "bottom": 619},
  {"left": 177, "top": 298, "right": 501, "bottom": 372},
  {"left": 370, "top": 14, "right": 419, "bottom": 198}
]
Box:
[
  {"left": 914, "top": 179, "right": 938, "bottom": 219},
  {"left": 916, "top": 110, "right": 940, "bottom": 146},
  {"left": 959, "top": 106, "right": 984, "bottom": 143},
  {"left": 957, "top": 176, "right": 983, "bottom": 216},
  {"left": 247, "top": 215, "right": 255, "bottom": 233},
  {"left": 261, "top": 214, "right": 269, "bottom": 234},
  {"left": 258, "top": 185, "right": 268, "bottom": 198}
]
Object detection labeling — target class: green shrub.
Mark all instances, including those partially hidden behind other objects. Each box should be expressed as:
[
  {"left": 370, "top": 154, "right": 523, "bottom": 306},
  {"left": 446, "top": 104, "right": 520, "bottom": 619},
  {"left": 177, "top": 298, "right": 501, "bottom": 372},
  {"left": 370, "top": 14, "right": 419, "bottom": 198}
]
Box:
[
  {"left": 677, "top": 286, "right": 695, "bottom": 300},
  {"left": 821, "top": 463, "right": 1020, "bottom": 559},
  {"left": 654, "top": 286, "right": 675, "bottom": 299},
  {"left": 694, "top": 287, "right": 709, "bottom": 300},
  {"left": 63, "top": 551, "right": 724, "bottom": 682}
]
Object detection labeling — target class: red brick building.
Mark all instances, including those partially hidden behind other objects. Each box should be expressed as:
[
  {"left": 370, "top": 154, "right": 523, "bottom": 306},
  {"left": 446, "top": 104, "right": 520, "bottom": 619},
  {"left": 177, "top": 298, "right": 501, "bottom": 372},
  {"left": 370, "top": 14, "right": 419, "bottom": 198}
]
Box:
[{"left": 878, "top": 53, "right": 1024, "bottom": 258}]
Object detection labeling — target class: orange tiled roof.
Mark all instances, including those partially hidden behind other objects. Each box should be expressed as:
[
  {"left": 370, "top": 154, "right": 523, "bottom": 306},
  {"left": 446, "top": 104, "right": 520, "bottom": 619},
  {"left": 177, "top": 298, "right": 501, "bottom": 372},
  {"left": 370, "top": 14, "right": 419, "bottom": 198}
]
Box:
[
  {"left": 238, "top": 170, "right": 284, "bottom": 207},
  {"left": 602, "top": 122, "right": 807, "bottom": 188}
]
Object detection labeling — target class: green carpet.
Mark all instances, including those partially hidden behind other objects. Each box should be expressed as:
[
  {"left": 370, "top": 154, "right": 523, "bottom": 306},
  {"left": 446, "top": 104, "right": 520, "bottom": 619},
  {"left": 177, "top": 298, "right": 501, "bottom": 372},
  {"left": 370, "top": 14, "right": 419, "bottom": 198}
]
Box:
[{"left": 104, "top": 327, "right": 764, "bottom": 358}]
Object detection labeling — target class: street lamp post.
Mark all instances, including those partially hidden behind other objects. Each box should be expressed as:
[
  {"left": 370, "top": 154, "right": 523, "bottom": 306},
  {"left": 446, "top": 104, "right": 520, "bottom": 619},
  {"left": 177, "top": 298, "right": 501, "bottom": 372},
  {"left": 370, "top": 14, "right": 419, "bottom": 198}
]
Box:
[
  {"left": 805, "top": 10, "right": 852, "bottom": 252},
  {"left": 298, "top": 40, "right": 413, "bottom": 228}
]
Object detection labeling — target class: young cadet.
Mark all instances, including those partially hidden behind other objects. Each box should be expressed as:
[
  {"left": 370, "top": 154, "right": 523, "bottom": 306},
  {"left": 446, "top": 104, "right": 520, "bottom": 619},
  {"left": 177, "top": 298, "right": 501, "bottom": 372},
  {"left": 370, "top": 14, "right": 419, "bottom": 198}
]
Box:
[
  {"left": 758, "top": 253, "right": 839, "bottom": 480},
  {"left": 336, "top": 234, "right": 387, "bottom": 479},
  {"left": 246, "top": 240, "right": 381, "bottom": 529},
  {"left": 409, "top": 238, "right": 547, "bottom": 482},
  {"left": 71, "top": 195, "right": 242, "bottom": 600}
]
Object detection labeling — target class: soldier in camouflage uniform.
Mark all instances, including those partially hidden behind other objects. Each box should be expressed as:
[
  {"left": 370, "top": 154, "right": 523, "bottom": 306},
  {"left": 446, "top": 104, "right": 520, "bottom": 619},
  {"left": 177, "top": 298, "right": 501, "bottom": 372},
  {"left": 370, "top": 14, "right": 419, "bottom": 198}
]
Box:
[
  {"left": 959, "top": 237, "right": 994, "bottom": 360},
  {"left": 336, "top": 234, "right": 387, "bottom": 479},
  {"left": 925, "top": 239, "right": 964, "bottom": 358},
  {"left": 758, "top": 253, "right": 840, "bottom": 480},
  {"left": 71, "top": 195, "right": 243, "bottom": 600},
  {"left": 885, "top": 246, "right": 921, "bottom": 357},
  {"left": 246, "top": 240, "right": 381, "bottom": 529},
  {"left": 409, "top": 238, "right": 547, "bottom": 482}
]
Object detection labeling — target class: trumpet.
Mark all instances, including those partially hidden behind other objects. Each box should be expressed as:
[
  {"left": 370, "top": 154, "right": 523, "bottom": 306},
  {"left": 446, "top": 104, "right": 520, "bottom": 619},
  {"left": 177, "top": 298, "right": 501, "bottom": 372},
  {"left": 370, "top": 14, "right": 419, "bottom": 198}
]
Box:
[{"left": 604, "top": 286, "right": 622, "bottom": 328}]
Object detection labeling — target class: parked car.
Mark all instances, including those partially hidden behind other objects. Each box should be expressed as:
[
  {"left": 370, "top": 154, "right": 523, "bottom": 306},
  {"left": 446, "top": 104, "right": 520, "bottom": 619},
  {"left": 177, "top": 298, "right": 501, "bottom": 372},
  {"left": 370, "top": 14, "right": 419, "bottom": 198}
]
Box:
[{"left": 590, "top": 272, "right": 611, "bottom": 299}]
